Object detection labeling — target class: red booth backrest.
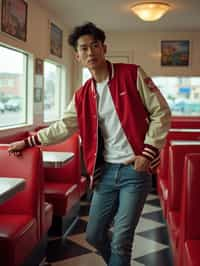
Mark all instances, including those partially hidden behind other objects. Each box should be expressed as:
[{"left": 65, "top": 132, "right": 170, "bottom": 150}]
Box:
[
  {"left": 0, "top": 131, "right": 29, "bottom": 144},
  {"left": 41, "top": 133, "right": 81, "bottom": 184},
  {"left": 159, "top": 130, "right": 200, "bottom": 180},
  {"left": 171, "top": 117, "right": 200, "bottom": 129},
  {"left": 0, "top": 146, "right": 44, "bottom": 219},
  {"left": 181, "top": 154, "right": 200, "bottom": 239},
  {"left": 168, "top": 143, "right": 200, "bottom": 211}
]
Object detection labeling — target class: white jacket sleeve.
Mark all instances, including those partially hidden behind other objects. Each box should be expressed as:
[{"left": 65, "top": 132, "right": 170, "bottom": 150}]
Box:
[
  {"left": 137, "top": 66, "right": 171, "bottom": 151},
  {"left": 37, "top": 95, "right": 78, "bottom": 145}
]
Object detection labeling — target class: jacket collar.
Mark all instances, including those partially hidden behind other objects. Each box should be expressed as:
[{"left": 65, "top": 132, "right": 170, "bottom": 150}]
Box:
[
  {"left": 107, "top": 60, "right": 114, "bottom": 81},
  {"left": 91, "top": 60, "right": 114, "bottom": 92}
]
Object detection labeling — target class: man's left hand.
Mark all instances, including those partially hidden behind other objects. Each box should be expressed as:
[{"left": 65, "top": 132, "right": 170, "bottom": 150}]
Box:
[{"left": 125, "top": 155, "right": 151, "bottom": 172}]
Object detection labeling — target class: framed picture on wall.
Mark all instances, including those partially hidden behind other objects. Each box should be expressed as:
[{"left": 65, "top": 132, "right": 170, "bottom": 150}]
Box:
[
  {"left": 1, "top": 0, "right": 28, "bottom": 41},
  {"left": 161, "top": 40, "right": 190, "bottom": 66},
  {"left": 50, "top": 23, "right": 63, "bottom": 58}
]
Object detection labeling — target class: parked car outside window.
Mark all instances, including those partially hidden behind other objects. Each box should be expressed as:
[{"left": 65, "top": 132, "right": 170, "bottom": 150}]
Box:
[
  {"left": 4, "top": 97, "right": 21, "bottom": 111},
  {"left": 0, "top": 102, "right": 5, "bottom": 113}
]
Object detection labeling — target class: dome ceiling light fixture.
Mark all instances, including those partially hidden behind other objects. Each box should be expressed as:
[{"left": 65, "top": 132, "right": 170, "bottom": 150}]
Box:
[{"left": 131, "top": 2, "right": 170, "bottom": 21}]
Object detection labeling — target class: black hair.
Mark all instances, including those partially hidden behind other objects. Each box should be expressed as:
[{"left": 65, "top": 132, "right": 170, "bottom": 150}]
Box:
[{"left": 68, "top": 22, "right": 106, "bottom": 50}]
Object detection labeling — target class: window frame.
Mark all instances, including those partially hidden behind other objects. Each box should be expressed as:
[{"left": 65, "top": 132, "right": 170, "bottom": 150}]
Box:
[
  {"left": 152, "top": 76, "right": 200, "bottom": 117},
  {"left": 0, "top": 43, "right": 31, "bottom": 130},
  {"left": 43, "top": 60, "right": 65, "bottom": 122}
]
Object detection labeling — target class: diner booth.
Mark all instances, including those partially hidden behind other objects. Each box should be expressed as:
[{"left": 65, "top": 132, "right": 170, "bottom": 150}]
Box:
[{"left": 0, "top": 131, "right": 88, "bottom": 265}]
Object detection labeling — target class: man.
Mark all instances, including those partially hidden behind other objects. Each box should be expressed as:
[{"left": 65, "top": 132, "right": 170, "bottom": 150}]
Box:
[{"left": 9, "top": 22, "right": 171, "bottom": 266}]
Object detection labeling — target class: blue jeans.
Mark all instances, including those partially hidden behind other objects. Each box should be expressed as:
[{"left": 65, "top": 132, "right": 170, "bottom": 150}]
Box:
[{"left": 86, "top": 162, "right": 152, "bottom": 266}]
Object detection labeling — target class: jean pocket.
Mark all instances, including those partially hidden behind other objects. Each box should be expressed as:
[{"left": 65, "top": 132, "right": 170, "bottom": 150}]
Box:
[
  {"left": 129, "top": 164, "right": 150, "bottom": 176},
  {"left": 130, "top": 163, "right": 135, "bottom": 170}
]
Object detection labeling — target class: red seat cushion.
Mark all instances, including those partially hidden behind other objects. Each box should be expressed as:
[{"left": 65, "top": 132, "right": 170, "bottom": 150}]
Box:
[
  {"left": 184, "top": 240, "right": 200, "bottom": 266},
  {"left": 0, "top": 214, "right": 37, "bottom": 266},
  {"left": 44, "top": 182, "right": 79, "bottom": 216}
]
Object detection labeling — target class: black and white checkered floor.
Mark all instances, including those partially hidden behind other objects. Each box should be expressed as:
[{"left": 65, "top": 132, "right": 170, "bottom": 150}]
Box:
[{"left": 47, "top": 193, "right": 174, "bottom": 266}]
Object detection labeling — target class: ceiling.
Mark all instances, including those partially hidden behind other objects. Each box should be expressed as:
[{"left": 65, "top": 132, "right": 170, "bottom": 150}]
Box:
[{"left": 38, "top": 0, "right": 200, "bottom": 32}]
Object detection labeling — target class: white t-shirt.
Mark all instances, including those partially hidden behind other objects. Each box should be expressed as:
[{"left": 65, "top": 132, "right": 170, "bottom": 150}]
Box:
[{"left": 96, "top": 78, "right": 135, "bottom": 163}]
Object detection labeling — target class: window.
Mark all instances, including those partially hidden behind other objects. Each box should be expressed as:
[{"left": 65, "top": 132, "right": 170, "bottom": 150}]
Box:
[
  {"left": 153, "top": 76, "right": 200, "bottom": 116},
  {"left": 0, "top": 45, "right": 28, "bottom": 128},
  {"left": 44, "top": 61, "right": 63, "bottom": 122},
  {"left": 82, "top": 71, "right": 200, "bottom": 116},
  {"left": 82, "top": 68, "right": 91, "bottom": 84}
]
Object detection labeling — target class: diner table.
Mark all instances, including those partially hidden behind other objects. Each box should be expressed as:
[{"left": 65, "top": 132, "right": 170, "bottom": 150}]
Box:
[
  {"left": 42, "top": 151, "right": 74, "bottom": 168},
  {"left": 0, "top": 177, "right": 26, "bottom": 204}
]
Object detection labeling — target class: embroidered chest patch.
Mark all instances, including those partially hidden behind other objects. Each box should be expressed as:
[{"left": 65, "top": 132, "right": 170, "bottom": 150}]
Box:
[{"left": 144, "top": 77, "right": 159, "bottom": 92}]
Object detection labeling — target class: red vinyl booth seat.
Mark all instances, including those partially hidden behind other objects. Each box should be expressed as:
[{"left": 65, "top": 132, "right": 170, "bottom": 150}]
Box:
[
  {"left": 30, "top": 128, "right": 88, "bottom": 198},
  {"left": 157, "top": 129, "right": 200, "bottom": 218},
  {"left": 44, "top": 182, "right": 79, "bottom": 216},
  {"left": 167, "top": 143, "right": 200, "bottom": 259},
  {"left": 184, "top": 240, "right": 200, "bottom": 266},
  {"left": 0, "top": 132, "right": 53, "bottom": 236},
  {"left": 168, "top": 210, "right": 180, "bottom": 250},
  {"left": 41, "top": 133, "right": 83, "bottom": 216},
  {"left": 171, "top": 117, "right": 200, "bottom": 129},
  {"left": 179, "top": 154, "right": 200, "bottom": 266},
  {"left": 0, "top": 146, "right": 44, "bottom": 266}
]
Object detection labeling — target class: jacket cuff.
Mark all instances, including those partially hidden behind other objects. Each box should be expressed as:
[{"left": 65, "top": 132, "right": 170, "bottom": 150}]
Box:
[
  {"left": 24, "top": 135, "right": 41, "bottom": 147},
  {"left": 141, "top": 144, "right": 159, "bottom": 161},
  {"left": 150, "top": 155, "right": 160, "bottom": 169}
]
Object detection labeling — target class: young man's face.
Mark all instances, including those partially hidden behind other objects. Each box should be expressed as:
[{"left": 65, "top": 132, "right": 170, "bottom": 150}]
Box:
[{"left": 75, "top": 34, "right": 107, "bottom": 71}]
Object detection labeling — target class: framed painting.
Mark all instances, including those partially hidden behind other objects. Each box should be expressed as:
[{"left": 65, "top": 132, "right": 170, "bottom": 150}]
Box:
[
  {"left": 50, "top": 23, "right": 63, "bottom": 58},
  {"left": 161, "top": 40, "right": 190, "bottom": 66},
  {"left": 1, "top": 0, "right": 28, "bottom": 41}
]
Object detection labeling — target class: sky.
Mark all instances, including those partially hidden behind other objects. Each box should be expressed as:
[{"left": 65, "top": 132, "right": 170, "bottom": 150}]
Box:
[{"left": 0, "top": 46, "right": 23, "bottom": 74}]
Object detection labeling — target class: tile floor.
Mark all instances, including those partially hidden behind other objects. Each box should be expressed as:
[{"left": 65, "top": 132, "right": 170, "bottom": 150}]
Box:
[{"left": 47, "top": 193, "right": 174, "bottom": 266}]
